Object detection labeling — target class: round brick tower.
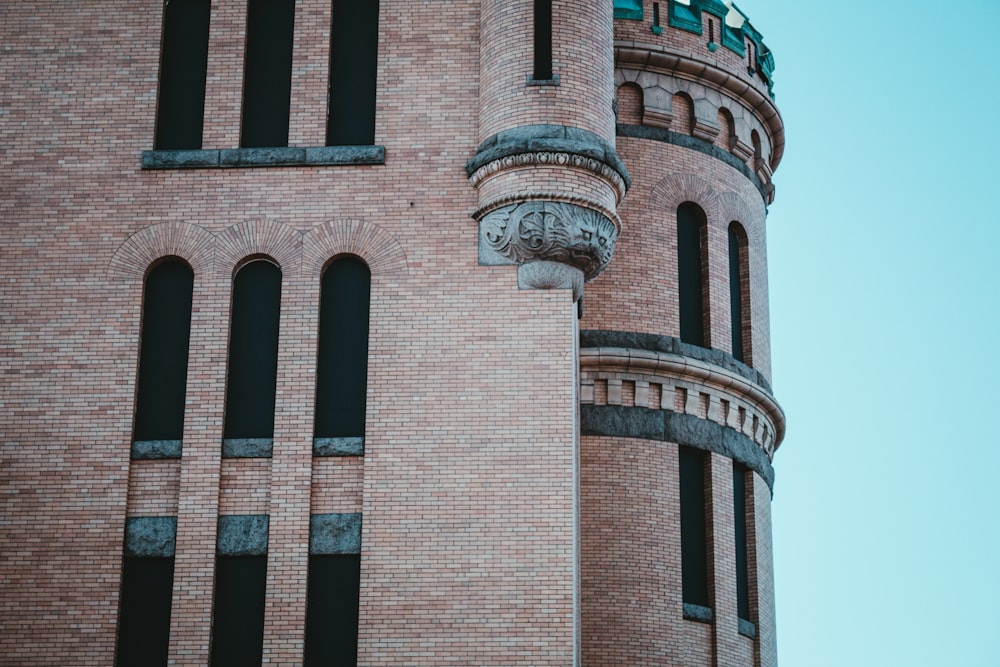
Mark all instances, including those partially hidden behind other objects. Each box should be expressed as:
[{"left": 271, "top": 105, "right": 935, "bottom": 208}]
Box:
[
  {"left": 579, "top": 2, "right": 785, "bottom": 665},
  {"left": 469, "top": 0, "right": 628, "bottom": 300}
]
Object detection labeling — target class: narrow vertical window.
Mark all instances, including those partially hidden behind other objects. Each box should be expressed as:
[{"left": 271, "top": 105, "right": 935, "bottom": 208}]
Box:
[
  {"left": 728, "top": 222, "right": 750, "bottom": 364},
  {"left": 155, "top": 0, "right": 211, "bottom": 150},
  {"left": 327, "top": 0, "right": 379, "bottom": 146},
  {"left": 304, "top": 555, "right": 361, "bottom": 667},
  {"left": 223, "top": 260, "right": 281, "bottom": 441},
  {"left": 305, "top": 513, "right": 362, "bottom": 666},
  {"left": 677, "top": 202, "right": 707, "bottom": 348},
  {"left": 117, "top": 517, "right": 176, "bottom": 667},
  {"left": 315, "top": 257, "right": 371, "bottom": 440},
  {"left": 533, "top": 0, "right": 553, "bottom": 80},
  {"left": 210, "top": 556, "right": 267, "bottom": 666},
  {"left": 133, "top": 259, "right": 194, "bottom": 449},
  {"left": 733, "top": 462, "right": 752, "bottom": 624},
  {"left": 211, "top": 516, "right": 268, "bottom": 667},
  {"left": 241, "top": 0, "right": 296, "bottom": 148},
  {"left": 679, "top": 447, "right": 710, "bottom": 611}
]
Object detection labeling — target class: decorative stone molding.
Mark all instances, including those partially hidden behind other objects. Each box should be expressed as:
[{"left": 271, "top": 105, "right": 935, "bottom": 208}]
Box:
[
  {"left": 468, "top": 151, "right": 629, "bottom": 205},
  {"left": 478, "top": 201, "right": 619, "bottom": 285},
  {"left": 615, "top": 45, "right": 784, "bottom": 169},
  {"left": 580, "top": 345, "right": 784, "bottom": 458}
]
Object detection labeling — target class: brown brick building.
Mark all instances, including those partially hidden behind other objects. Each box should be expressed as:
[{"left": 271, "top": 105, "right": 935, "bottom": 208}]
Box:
[{"left": 0, "top": 0, "right": 785, "bottom": 665}]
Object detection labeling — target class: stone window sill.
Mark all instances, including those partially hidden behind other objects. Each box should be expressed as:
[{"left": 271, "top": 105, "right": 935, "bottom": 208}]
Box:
[
  {"left": 141, "top": 145, "right": 385, "bottom": 170},
  {"left": 682, "top": 603, "right": 714, "bottom": 624}
]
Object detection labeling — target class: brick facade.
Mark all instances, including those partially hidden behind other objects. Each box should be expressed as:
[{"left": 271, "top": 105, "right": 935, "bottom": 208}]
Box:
[{"left": 0, "top": 1, "right": 785, "bottom": 665}]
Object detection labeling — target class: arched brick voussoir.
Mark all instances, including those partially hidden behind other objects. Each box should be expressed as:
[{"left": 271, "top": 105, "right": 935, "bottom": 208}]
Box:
[
  {"left": 715, "top": 190, "right": 765, "bottom": 243},
  {"left": 107, "top": 221, "right": 216, "bottom": 283},
  {"left": 215, "top": 218, "right": 304, "bottom": 279},
  {"left": 649, "top": 173, "right": 719, "bottom": 221},
  {"left": 302, "top": 219, "right": 409, "bottom": 280}
]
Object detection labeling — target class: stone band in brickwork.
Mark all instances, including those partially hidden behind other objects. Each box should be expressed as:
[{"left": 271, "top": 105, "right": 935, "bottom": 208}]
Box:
[{"left": 580, "top": 343, "right": 784, "bottom": 482}]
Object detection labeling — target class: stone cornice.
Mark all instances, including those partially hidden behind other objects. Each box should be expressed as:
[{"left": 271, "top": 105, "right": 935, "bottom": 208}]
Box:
[
  {"left": 581, "top": 346, "right": 785, "bottom": 453},
  {"left": 615, "top": 41, "right": 784, "bottom": 170},
  {"left": 468, "top": 150, "right": 629, "bottom": 205}
]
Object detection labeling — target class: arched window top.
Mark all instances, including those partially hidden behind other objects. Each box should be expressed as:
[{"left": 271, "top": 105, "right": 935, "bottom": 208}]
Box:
[
  {"left": 728, "top": 220, "right": 748, "bottom": 240},
  {"left": 233, "top": 255, "right": 281, "bottom": 278},
  {"left": 728, "top": 222, "right": 751, "bottom": 365},
  {"left": 133, "top": 258, "right": 194, "bottom": 448},
  {"left": 676, "top": 202, "right": 708, "bottom": 348},
  {"left": 315, "top": 255, "right": 372, "bottom": 443},
  {"left": 224, "top": 259, "right": 282, "bottom": 442}
]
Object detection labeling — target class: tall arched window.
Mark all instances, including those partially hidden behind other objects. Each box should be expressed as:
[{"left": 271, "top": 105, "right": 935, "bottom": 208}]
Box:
[
  {"left": 728, "top": 222, "right": 751, "bottom": 364},
  {"left": 677, "top": 203, "right": 708, "bottom": 348},
  {"left": 133, "top": 258, "right": 194, "bottom": 451},
  {"left": 223, "top": 259, "right": 282, "bottom": 442},
  {"left": 314, "top": 257, "right": 371, "bottom": 441}
]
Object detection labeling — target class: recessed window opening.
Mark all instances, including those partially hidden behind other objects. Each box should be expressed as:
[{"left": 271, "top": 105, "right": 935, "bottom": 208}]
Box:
[
  {"left": 680, "top": 447, "right": 710, "bottom": 609},
  {"left": 653, "top": 3, "right": 660, "bottom": 27},
  {"left": 223, "top": 259, "right": 282, "bottom": 440},
  {"left": 327, "top": 0, "right": 379, "bottom": 145},
  {"left": 708, "top": 18, "right": 715, "bottom": 43},
  {"left": 304, "top": 555, "right": 361, "bottom": 667},
  {"left": 534, "top": 0, "right": 553, "bottom": 80},
  {"left": 155, "top": 0, "right": 211, "bottom": 149},
  {"left": 210, "top": 556, "right": 267, "bottom": 667},
  {"left": 733, "top": 462, "right": 752, "bottom": 623},
  {"left": 133, "top": 259, "right": 194, "bottom": 444},
  {"left": 728, "top": 222, "right": 751, "bottom": 364},
  {"left": 677, "top": 202, "right": 708, "bottom": 348},
  {"left": 116, "top": 556, "right": 174, "bottom": 666},
  {"left": 241, "top": 0, "right": 296, "bottom": 148},
  {"left": 314, "top": 257, "right": 371, "bottom": 439}
]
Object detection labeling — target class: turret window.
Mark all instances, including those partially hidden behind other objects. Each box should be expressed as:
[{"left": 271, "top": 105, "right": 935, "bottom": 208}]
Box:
[
  {"left": 532, "top": 0, "right": 554, "bottom": 82},
  {"left": 728, "top": 222, "right": 751, "bottom": 364},
  {"left": 677, "top": 202, "right": 708, "bottom": 348},
  {"left": 680, "top": 446, "right": 711, "bottom": 616}
]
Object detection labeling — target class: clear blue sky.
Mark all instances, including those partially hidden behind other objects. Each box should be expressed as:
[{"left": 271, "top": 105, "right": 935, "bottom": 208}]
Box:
[{"left": 747, "top": 1, "right": 1000, "bottom": 664}]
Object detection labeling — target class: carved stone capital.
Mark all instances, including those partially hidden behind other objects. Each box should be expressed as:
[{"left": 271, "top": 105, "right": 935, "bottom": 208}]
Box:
[{"left": 479, "top": 201, "right": 618, "bottom": 283}]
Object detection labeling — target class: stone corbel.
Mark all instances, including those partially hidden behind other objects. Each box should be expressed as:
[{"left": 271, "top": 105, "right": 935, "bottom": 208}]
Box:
[{"left": 478, "top": 200, "right": 619, "bottom": 300}]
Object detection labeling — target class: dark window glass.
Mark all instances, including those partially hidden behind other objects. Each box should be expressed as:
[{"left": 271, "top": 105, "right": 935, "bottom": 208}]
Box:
[
  {"left": 304, "top": 555, "right": 361, "bottom": 667},
  {"left": 728, "top": 222, "right": 748, "bottom": 363},
  {"left": 155, "top": 0, "right": 211, "bottom": 150},
  {"left": 116, "top": 557, "right": 175, "bottom": 667},
  {"left": 533, "top": 0, "right": 553, "bottom": 80},
  {"left": 241, "top": 0, "right": 296, "bottom": 148},
  {"left": 679, "top": 447, "right": 710, "bottom": 608},
  {"left": 223, "top": 260, "right": 281, "bottom": 439},
  {"left": 327, "top": 0, "right": 379, "bottom": 146},
  {"left": 315, "top": 258, "right": 371, "bottom": 438},
  {"left": 677, "top": 203, "right": 707, "bottom": 347},
  {"left": 210, "top": 556, "right": 267, "bottom": 667},
  {"left": 733, "top": 462, "right": 751, "bottom": 622},
  {"left": 134, "top": 260, "right": 194, "bottom": 443}
]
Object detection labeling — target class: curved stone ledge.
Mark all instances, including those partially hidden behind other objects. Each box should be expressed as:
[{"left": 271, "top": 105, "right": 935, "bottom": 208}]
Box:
[
  {"left": 467, "top": 124, "right": 631, "bottom": 192},
  {"left": 580, "top": 345, "right": 784, "bottom": 455},
  {"left": 581, "top": 329, "right": 771, "bottom": 392},
  {"left": 615, "top": 43, "right": 784, "bottom": 169},
  {"left": 616, "top": 123, "right": 771, "bottom": 204},
  {"left": 479, "top": 201, "right": 619, "bottom": 283},
  {"left": 581, "top": 405, "right": 775, "bottom": 490}
]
